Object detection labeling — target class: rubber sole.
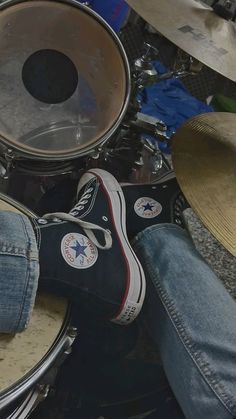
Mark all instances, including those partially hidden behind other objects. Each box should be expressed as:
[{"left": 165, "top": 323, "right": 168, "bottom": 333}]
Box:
[{"left": 77, "top": 168, "right": 146, "bottom": 325}]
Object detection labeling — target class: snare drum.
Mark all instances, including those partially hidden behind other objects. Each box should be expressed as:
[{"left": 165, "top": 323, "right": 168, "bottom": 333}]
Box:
[
  {"left": 0, "top": 0, "right": 130, "bottom": 211},
  {"left": 0, "top": 193, "right": 75, "bottom": 418}
]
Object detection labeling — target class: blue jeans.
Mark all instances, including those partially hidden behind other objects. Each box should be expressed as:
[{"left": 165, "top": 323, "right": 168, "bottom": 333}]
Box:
[
  {"left": 133, "top": 224, "right": 236, "bottom": 419},
  {"left": 0, "top": 212, "right": 39, "bottom": 333}
]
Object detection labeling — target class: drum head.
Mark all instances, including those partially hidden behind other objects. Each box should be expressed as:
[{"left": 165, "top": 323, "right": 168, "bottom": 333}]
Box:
[
  {"left": 0, "top": 0, "right": 130, "bottom": 160},
  {"left": 0, "top": 193, "right": 68, "bottom": 406},
  {"left": 0, "top": 295, "right": 67, "bottom": 397}
]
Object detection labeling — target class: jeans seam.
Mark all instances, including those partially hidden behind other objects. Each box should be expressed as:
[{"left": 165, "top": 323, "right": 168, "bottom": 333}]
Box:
[
  {"left": 145, "top": 254, "right": 236, "bottom": 416},
  {"left": 31, "top": 217, "right": 41, "bottom": 249},
  {"left": 132, "top": 224, "right": 187, "bottom": 247},
  {"left": 14, "top": 215, "right": 37, "bottom": 332}
]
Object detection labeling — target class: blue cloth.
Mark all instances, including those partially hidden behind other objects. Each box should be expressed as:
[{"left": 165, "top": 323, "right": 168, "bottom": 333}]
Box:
[
  {"left": 78, "top": 0, "right": 130, "bottom": 32},
  {"left": 138, "top": 61, "right": 213, "bottom": 153},
  {"left": 0, "top": 212, "right": 39, "bottom": 333},
  {"left": 133, "top": 224, "right": 236, "bottom": 419}
]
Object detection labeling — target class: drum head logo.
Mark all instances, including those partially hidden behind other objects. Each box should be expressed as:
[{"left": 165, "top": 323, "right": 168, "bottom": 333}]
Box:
[
  {"left": 61, "top": 233, "right": 98, "bottom": 269},
  {"left": 134, "top": 197, "right": 162, "bottom": 219}
]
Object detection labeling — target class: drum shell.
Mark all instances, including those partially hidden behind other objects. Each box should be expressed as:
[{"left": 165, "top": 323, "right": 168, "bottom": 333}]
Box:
[{"left": 5, "top": 159, "right": 84, "bottom": 215}]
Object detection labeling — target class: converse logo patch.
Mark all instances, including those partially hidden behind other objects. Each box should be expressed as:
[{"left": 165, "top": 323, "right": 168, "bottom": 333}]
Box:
[
  {"left": 61, "top": 233, "right": 98, "bottom": 269},
  {"left": 134, "top": 197, "right": 162, "bottom": 219}
]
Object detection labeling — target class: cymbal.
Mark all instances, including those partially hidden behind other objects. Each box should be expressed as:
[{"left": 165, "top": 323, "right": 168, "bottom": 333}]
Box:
[
  {"left": 172, "top": 112, "right": 236, "bottom": 257},
  {"left": 126, "top": 0, "right": 236, "bottom": 82}
]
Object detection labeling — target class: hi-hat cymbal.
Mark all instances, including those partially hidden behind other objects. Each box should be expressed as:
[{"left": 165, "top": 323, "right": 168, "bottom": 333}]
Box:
[
  {"left": 126, "top": 0, "right": 236, "bottom": 82},
  {"left": 172, "top": 112, "right": 236, "bottom": 257}
]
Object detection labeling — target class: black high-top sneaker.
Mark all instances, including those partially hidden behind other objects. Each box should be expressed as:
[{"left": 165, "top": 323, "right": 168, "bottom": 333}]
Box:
[
  {"left": 34, "top": 169, "right": 146, "bottom": 325},
  {"left": 121, "top": 171, "right": 189, "bottom": 240}
]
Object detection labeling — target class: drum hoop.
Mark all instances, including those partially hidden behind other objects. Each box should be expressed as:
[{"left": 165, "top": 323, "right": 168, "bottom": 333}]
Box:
[
  {"left": 0, "top": 0, "right": 131, "bottom": 161},
  {"left": 0, "top": 192, "right": 36, "bottom": 217},
  {"left": 0, "top": 306, "right": 71, "bottom": 410},
  {"left": 6, "top": 388, "right": 42, "bottom": 418},
  {"left": 0, "top": 192, "right": 72, "bottom": 410},
  {"left": 0, "top": 306, "right": 72, "bottom": 410}
]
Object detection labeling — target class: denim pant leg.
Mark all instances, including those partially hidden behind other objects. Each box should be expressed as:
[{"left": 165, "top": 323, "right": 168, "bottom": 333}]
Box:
[
  {"left": 0, "top": 211, "right": 39, "bottom": 333},
  {"left": 133, "top": 224, "right": 236, "bottom": 419}
]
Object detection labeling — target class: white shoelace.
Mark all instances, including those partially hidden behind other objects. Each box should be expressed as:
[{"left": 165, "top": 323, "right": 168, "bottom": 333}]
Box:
[
  {"left": 42, "top": 186, "right": 112, "bottom": 250},
  {"left": 43, "top": 212, "right": 112, "bottom": 250}
]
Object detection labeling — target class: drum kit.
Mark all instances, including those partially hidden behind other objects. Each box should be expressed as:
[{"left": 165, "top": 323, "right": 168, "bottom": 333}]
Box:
[{"left": 0, "top": 0, "right": 235, "bottom": 417}]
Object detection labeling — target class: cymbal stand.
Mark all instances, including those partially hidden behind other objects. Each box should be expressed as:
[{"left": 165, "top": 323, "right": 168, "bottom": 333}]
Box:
[
  {"left": 102, "top": 43, "right": 203, "bottom": 177},
  {"left": 92, "top": 43, "right": 204, "bottom": 178},
  {"left": 131, "top": 42, "right": 203, "bottom": 98},
  {"left": 127, "top": 43, "right": 203, "bottom": 142}
]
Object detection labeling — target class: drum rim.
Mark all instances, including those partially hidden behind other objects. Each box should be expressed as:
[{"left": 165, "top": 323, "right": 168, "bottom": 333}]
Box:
[
  {"left": 0, "top": 303, "right": 71, "bottom": 410},
  {"left": 0, "top": 192, "right": 72, "bottom": 410},
  {"left": 0, "top": 0, "right": 131, "bottom": 161},
  {"left": 0, "top": 192, "right": 36, "bottom": 217}
]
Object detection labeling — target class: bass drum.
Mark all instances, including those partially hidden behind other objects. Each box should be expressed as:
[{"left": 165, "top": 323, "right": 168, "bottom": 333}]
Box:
[{"left": 0, "top": 193, "right": 76, "bottom": 418}]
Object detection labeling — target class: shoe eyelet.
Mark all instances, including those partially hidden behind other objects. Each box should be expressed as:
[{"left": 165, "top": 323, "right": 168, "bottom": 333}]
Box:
[
  {"left": 175, "top": 204, "right": 181, "bottom": 211},
  {"left": 102, "top": 216, "right": 108, "bottom": 222},
  {"left": 70, "top": 210, "right": 79, "bottom": 216},
  {"left": 37, "top": 218, "right": 48, "bottom": 225},
  {"left": 175, "top": 199, "right": 181, "bottom": 206},
  {"left": 179, "top": 195, "right": 186, "bottom": 205}
]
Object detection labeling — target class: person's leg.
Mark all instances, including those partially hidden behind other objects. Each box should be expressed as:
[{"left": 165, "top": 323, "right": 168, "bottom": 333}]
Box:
[
  {"left": 0, "top": 211, "right": 39, "bottom": 333},
  {"left": 133, "top": 224, "right": 236, "bottom": 419}
]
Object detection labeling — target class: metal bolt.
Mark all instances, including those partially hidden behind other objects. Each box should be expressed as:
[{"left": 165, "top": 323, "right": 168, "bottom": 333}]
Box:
[{"left": 69, "top": 327, "right": 77, "bottom": 338}]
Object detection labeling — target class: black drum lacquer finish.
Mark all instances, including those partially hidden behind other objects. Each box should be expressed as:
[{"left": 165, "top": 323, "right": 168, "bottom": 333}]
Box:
[{"left": 7, "top": 161, "right": 83, "bottom": 215}]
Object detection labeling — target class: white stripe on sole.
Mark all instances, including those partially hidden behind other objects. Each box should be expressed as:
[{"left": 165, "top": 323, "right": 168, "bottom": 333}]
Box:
[{"left": 88, "top": 169, "right": 146, "bottom": 325}]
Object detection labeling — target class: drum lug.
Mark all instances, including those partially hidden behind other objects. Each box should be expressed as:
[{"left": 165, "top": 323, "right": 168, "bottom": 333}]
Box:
[
  {"left": 1, "top": 148, "right": 15, "bottom": 179},
  {"left": 68, "top": 326, "right": 78, "bottom": 339},
  {"left": 37, "top": 383, "right": 50, "bottom": 401},
  {"left": 0, "top": 161, "right": 7, "bottom": 179},
  {"left": 54, "top": 326, "right": 77, "bottom": 366},
  {"left": 91, "top": 147, "right": 103, "bottom": 160},
  {"left": 5, "top": 148, "right": 15, "bottom": 160}
]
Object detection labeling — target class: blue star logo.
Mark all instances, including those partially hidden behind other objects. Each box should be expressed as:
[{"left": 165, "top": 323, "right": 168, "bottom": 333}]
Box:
[
  {"left": 143, "top": 202, "right": 155, "bottom": 212},
  {"left": 71, "top": 240, "right": 87, "bottom": 258}
]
